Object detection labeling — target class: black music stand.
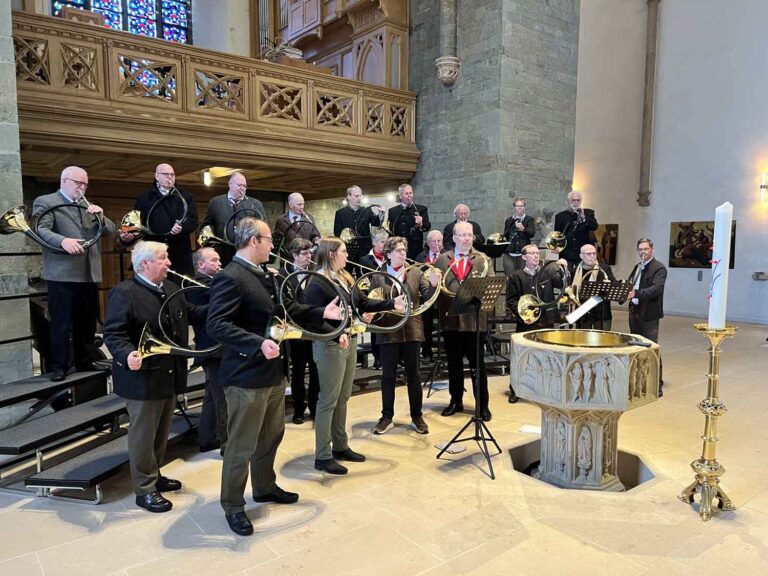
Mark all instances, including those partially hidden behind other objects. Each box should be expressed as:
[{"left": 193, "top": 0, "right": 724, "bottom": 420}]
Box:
[
  {"left": 423, "top": 311, "right": 445, "bottom": 397},
  {"left": 574, "top": 279, "right": 632, "bottom": 327},
  {"left": 436, "top": 275, "right": 507, "bottom": 479}
]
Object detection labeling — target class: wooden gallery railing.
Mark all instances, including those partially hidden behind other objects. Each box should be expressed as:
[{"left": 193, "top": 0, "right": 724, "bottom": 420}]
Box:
[{"left": 12, "top": 12, "right": 418, "bottom": 172}]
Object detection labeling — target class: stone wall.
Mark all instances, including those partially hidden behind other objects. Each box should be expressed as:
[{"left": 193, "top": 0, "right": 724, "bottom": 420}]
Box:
[
  {"left": 0, "top": 0, "right": 33, "bottom": 383},
  {"left": 409, "top": 0, "right": 579, "bottom": 239}
]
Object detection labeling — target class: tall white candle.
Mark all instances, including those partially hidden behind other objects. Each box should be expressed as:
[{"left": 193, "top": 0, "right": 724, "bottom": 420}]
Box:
[{"left": 707, "top": 202, "right": 733, "bottom": 329}]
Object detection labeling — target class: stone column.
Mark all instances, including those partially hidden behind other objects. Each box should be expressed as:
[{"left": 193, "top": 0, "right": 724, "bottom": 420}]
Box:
[
  {"left": 637, "top": 0, "right": 660, "bottom": 207},
  {"left": 435, "top": 0, "right": 460, "bottom": 86},
  {"left": 0, "top": 3, "right": 33, "bottom": 384}
]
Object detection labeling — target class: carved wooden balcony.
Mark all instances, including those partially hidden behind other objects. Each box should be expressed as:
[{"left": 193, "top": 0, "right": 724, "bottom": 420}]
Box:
[{"left": 12, "top": 12, "right": 419, "bottom": 193}]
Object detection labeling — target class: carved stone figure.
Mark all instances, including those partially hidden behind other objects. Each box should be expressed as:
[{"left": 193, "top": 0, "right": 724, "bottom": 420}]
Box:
[
  {"left": 596, "top": 358, "right": 613, "bottom": 403},
  {"left": 571, "top": 361, "right": 584, "bottom": 401},
  {"left": 577, "top": 426, "right": 593, "bottom": 479},
  {"left": 555, "top": 420, "right": 567, "bottom": 474},
  {"left": 583, "top": 361, "right": 594, "bottom": 401}
]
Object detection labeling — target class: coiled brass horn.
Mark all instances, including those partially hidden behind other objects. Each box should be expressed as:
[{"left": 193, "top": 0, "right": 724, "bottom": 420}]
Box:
[
  {"left": 372, "top": 263, "right": 442, "bottom": 317},
  {"left": 119, "top": 209, "right": 151, "bottom": 238},
  {"left": 517, "top": 294, "right": 544, "bottom": 325},
  {"left": 439, "top": 252, "right": 490, "bottom": 297},
  {"left": 545, "top": 230, "right": 567, "bottom": 252},
  {"left": 197, "top": 224, "right": 230, "bottom": 248},
  {"left": 1, "top": 204, "right": 102, "bottom": 253},
  {"left": 137, "top": 323, "right": 219, "bottom": 359}
]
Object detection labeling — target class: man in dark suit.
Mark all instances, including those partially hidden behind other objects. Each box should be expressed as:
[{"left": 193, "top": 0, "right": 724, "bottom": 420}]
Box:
[
  {"left": 415, "top": 230, "right": 443, "bottom": 360},
  {"left": 554, "top": 191, "right": 598, "bottom": 269},
  {"left": 627, "top": 237, "right": 667, "bottom": 395},
  {"left": 435, "top": 222, "right": 492, "bottom": 421},
  {"left": 274, "top": 193, "right": 320, "bottom": 258},
  {"left": 506, "top": 244, "right": 567, "bottom": 403},
  {"left": 128, "top": 163, "right": 199, "bottom": 277},
  {"left": 188, "top": 247, "right": 225, "bottom": 453},
  {"left": 333, "top": 185, "right": 384, "bottom": 263},
  {"left": 502, "top": 197, "right": 536, "bottom": 276},
  {"left": 442, "top": 204, "right": 485, "bottom": 251},
  {"left": 33, "top": 165, "right": 116, "bottom": 381},
  {"left": 387, "top": 183, "right": 431, "bottom": 260},
  {"left": 570, "top": 244, "right": 616, "bottom": 331},
  {"left": 206, "top": 217, "right": 342, "bottom": 536},
  {"left": 200, "top": 172, "right": 265, "bottom": 265},
  {"left": 103, "top": 240, "right": 204, "bottom": 513}
]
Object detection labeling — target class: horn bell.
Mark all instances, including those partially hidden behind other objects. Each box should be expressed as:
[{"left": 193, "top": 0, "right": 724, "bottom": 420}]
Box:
[
  {"left": 197, "top": 225, "right": 228, "bottom": 248},
  {"left": 119, "top": 210, "right": 147, "bottom": 237},
  {"left": 518, "top": 294, "right": 543, "bottom": 325},
  {"left": 137, "top": 324, "right": 174, "bottom": 359},
  {"left": 0, "top": 206, "right": 32, "bottom": 235},
  {"left": 544, "top": 230, "right": 567, "bottom": 252}
]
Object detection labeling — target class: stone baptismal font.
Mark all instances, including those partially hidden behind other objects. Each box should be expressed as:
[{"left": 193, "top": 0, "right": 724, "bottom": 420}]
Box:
[{"left": 511, "top": 329, "right": 660, "bottom": 491}]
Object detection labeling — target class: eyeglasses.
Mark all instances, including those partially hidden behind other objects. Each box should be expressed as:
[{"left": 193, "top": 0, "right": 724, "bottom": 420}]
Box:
[
  {"left": 64, "top": 177, "right": 88, "bottom": 188},
  {"left": 256, "top": 235, "right": 273, "bottom": 243},
  {"left": 582, "top": 252, "right": 597, "bottom": 256},
  {"left": 297, "top": 250, "right": 313, "bottom": 256},
  {"left": 392, "top": 248, "right": 407, "bottom": 254},
  {"left": 156, "top": 172, "right": 175, "bottom": 177}
]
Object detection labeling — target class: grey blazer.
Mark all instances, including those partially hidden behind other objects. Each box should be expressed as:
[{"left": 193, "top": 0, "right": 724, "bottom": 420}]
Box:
[
  {"left": 32, "top": 191, "right": 116, "bottom": 283},
  {"left": 201, "top": 194, "right": 265, "bottom": 240}
]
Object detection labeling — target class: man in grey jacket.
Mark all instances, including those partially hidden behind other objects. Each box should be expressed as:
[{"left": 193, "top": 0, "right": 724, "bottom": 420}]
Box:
[{"left": 33, "top": 166, "right": 116, "bottom": 381}]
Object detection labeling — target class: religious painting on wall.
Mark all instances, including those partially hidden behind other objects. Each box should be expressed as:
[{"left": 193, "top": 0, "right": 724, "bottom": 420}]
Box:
[
  {"left": 668, "top": 221, "right": 736, "bottom": 268},
  {"left": 591, "top": 224, "right": 618, "bottom": 265}
]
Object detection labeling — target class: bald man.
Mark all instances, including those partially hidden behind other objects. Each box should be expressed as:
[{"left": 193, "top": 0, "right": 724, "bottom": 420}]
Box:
[
  {"left": 442, "top": 204, "right": 485, "bottom": 251},
  {"left": 554, "top": 191, "right": 598, "bottom": 269},
  {"left": 131, "top": 163, "right": 199, "bottom": 276},
  {"left": 200, "top": 172, "right": 265, "bottom": 265},
  {"left": 33, "top": 166, "right": 116, "bottom": 381},
  {"left": 273, "top": 193, "right": 320, "bottom": 256}
]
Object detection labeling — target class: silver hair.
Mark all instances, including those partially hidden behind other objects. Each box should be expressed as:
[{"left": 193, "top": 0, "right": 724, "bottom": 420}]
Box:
[
  {"left": 453, "top": 204, "right": 469, "bottom": 217},
  {"left": 567, "top": 190, "right": 582, "bottom": 201},
  {"left": 346, "top": 185, "right": 362, "bottom": 196},
  {"left": 131, "top": 240, "right": 168, "bottom": 271},
  {"left": 228, "top": 172, "right": 245, "bottom": 184},
  {"left": 287, "top": 192, "right": 303, "bottom": 207},
  {"left": 397, "top": 183, "right": 411, "bottom": 196},
  {"left": 233, "top": 217, "right": 267, "bottom": 249},
  {"left": 371, "top": 229, "right": 389, "bottom": 244},
  {"left": 427, "top": 229, "right": 443, "bottom": 241}
]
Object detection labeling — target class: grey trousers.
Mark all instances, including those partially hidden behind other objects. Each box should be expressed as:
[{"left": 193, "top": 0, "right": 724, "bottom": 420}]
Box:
[
  {"left": 313, "top": 337, "right": 357, "bottom": 460},
  {"left": 220, "top": 384, "right": 285, "bottom": 515},
  {"left": 124, "top": 397, "right": 176, "bottom": 496}
]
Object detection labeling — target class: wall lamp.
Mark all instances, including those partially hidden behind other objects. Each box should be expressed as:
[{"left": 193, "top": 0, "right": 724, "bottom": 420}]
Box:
[
  {"left": 203, "top": 170, "right": 212, "bottom": 187},
  {"left": 762, "top": 172, "right": 768, "bottom": 203}
]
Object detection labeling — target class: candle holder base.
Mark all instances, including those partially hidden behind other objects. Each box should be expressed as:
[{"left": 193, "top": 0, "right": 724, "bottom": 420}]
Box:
[{"left": 679, "top": 323, "right": 736, "bottom": 522}]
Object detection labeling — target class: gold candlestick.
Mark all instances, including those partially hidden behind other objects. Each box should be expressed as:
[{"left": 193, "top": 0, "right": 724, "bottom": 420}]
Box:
[{"left": 678, "top": 323, "right": 737, "bottom": 521}]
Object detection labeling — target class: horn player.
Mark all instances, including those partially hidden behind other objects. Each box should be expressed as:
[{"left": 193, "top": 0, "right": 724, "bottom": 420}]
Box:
[
  {"left": 435, "top": 221, "right": 493, "bottom": 421},
  {"left": 505, "top": 244, "right": 567, "bottom": 403},
  {"left": 571, "top": 244, "right": 616, "bottom": 331},
  {"left": 103, "top": 240, "right": 208, "bottom": 514},
  {"left": 205, "top": 218, "right": 344, "bottom": 536}
]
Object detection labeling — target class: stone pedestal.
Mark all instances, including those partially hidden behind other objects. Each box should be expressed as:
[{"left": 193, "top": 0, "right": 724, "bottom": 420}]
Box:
[{"left": 511, "top": 329, "right": 660, "bottom": 491}]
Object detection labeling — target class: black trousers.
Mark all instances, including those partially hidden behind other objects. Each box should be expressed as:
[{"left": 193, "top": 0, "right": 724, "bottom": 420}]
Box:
[
  {"left": 629, "top": 309, "right": 663, "bottom": 384},
  {"left": 46, "top": 280, "right": 99, "bottom": 372},
  {"left": 289, "top": 339, "right": 319, "bottom": 416},
  {"left": 443, "top": 330, "right": 488, "bottom": 410},
  {"left": 198, "top": 358, "right": 228, "bottom": 450},
  {"left": 379, "top": 341, "right": 422, "bottom": 419},
  {"left": 420, "top": 307, "right": 436, "bottom": 357}
]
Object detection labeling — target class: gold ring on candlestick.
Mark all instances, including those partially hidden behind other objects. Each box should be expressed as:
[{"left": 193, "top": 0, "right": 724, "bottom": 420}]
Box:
[{"left": 678, "top": 322, "right": 737, "bottom": 521}]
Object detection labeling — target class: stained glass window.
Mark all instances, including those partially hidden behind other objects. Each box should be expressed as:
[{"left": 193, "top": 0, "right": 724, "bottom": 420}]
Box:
[{"left": 50, "top": 1, "right": 192, "bottom": 44}]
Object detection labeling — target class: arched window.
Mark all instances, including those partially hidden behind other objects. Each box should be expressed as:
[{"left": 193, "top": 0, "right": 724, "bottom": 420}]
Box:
[{"left": 51, "top": 1, "right": 193, "bottom": 45}]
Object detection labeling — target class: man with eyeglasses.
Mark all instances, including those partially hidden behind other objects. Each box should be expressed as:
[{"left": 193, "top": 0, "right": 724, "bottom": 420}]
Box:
[
  {"left": 130, "top": 163, "right": 199, "bottom": 276},
  {"left": 333, "top": 185, "right": 384, "bottom": 264},
  {"left": 502, "top": 197, "right": 536, "bottom": 276},
  {"left": 570, "top": 244, "right": 616, "bottom": 331},
  {"left": 415, "top": 230, "right": 444, "bottom": 360},
  {"left": 200, "top": 172, "right": 265, "bottom": 266},
  {"left": 554, "top": 191, "right": 598, "bottom": 271},
  {"left": 206, "top": 218, "right": 343, "bottom": 536},
  {"left": 442, "top": 204, "right": 485, "bottom": 252},
  {"left": 33, "top": 166, "right": 116, "bottom": 381}
]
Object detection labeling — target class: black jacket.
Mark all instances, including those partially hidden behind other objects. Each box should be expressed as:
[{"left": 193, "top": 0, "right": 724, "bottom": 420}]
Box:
[
  {"left": 572, "top": 262, "right": 616, "bottom": 322},
  {"left": 134, "top": 184, "right": 199, "bottom": 276},
  {"left": 333, "top": 206, "right": 381, "bottom": 259},
  {"left": 104, "top": 277, "right": 205, "bottom": 400},
  {"left": 554, "top": 208, "right": 598, "bottom": 263},
  {"left": 627, "top": 257, "right": 667, "bottom": 321},
  {"left": 503, "top": 214, "right": 536, "bottom": 254},
  {"left": 201, "top": 194, "right": 265, "bottom": 265},
  {"left": 387, "top": 204, "right": 432, "bottom": 259},
  {"left": 207, "top": 258, "right": 325, "bottom": 389},
  {"left": 187, "top": 273, "right": 219, "bottom": 355},
  {"left": 506, "top": 263, "right": 565, "bottom": 332},
  {"left": 442, "top": 220, "right": 485, "bottom": 251}
]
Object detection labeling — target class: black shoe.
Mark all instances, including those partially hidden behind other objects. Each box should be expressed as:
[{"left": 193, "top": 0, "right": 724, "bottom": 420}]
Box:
[
  {"left": 156, "top": 476, "right": 182, "bottom": 492},
  {"left": 314, "top": 458, "right": 348, "bottom": 475},
  {"left": 50, "top": 369, "right": 66, "bottom": 382},
  {"left": 441, "top": 402, "right": 464, "bottom": 417},
  {"left": 135, "top": 491, "right": 172, "bottom": 513},
  {"left": 481, "top": 408, "right": 493, "bottom": 422},
  {"left": 508, "top": 389, "right": 519, "bottom": 404},
  {"left": 225, "top": 511, "right": 254, "bottom": 536},
  {"left": 253, "top": 485, "right": 299, "bottom": 504},
  {"left": 332, "top": 448, "right": 366, "bottom": 462},
  {"left": 292, "top": 414, "right": 305, "bottom": 425},
  {"left": 372, "top": 360, "right": 381, "bottom": 370}
]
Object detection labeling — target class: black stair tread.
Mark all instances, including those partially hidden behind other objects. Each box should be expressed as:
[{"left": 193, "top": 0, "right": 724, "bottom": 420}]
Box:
[
  {"left": 0, "top": 394, "right": 126, "bottom": 455},
  {"left": 25, "top": 410, "right": 197, "bottom": 489},
  {"left": 0, "top": 371, "right": 108, "bottom": 409}
]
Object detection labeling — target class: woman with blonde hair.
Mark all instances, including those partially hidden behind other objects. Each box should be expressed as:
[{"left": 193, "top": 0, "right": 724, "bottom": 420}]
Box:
[{"left": 304, "top": 237, "right": 405, "bottom": 475}]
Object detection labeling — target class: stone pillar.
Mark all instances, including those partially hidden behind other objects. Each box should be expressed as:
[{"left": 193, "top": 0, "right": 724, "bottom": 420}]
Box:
[
  {"left": 410, "top": 0, "right": 580, "bottom": 239},
  {"left": 435, "top": 0, "right": 460, "bottom": 86},
  {"left": 637, "top": 0, "right": 660, "bottom": 207},
  {"left": 0, "top": 3, "right": 33, "bottom": 383}
]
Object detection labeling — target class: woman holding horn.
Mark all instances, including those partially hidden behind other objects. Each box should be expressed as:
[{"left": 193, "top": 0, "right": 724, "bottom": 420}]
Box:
[
  {"left": 304, "top": 237, "right": 406, "bottom": 475},
  {"left": 369, "top": 237, "right": 440, "bottom": 435}
]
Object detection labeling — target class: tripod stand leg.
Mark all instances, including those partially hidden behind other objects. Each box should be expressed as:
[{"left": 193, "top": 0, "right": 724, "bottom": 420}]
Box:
[{"left": 436, "top": 416, "right": 475, "bottom": 459}]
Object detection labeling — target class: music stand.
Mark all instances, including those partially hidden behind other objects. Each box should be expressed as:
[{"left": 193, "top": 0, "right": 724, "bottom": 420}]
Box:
[
  {"left": 575, "top": 279, "right": 632, "bottom": 327},
  {"left": 436, "top": 275, "right": 507, "bottom": 479}
]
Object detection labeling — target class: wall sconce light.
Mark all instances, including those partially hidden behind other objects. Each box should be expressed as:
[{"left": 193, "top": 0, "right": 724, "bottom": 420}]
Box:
[
  {"left": 203, "top": 170, "right": 212, "bottom": 187},
  {"left": 342, "top": 199, "right": 348, "bottom": 206},
  {"left": 761, "top": 173, "right": 768, "bottom": 203},
  {"left": 386, "top": 193, "right": 396, "bottom": 203},
  {"left": 361, "top": 195, "right": 370, "bottom": 206}
]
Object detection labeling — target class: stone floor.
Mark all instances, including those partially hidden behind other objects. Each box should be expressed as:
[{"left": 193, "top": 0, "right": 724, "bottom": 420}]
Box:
[{"left": 1, "top": 311, "right": 766, "bottom": 576}]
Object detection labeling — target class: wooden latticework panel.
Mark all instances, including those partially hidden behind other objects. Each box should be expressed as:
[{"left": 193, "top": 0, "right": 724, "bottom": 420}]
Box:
[
  {"left": 193, "top": 69, "right": 245, "bottom": 113},
  {"left": 390, "top": 104, "right": 407, "bottom": 138},
  {"left": 366, "top": 101, "right": 384, "bottom": 134},
  {"left": 259, "top": 81, "right": 303, "bottom": 122},
  {"left": 315, "top": 92, "right": 354, "bottom": 129},
  {"left": 61, "top": 43, "right": 98, "bottom": 91},
  {"left": 117, "top": 55, "right": 177, "bottom": 102},
  {"left": 14, "top": 36, "right": 49, "bottom": 85}
]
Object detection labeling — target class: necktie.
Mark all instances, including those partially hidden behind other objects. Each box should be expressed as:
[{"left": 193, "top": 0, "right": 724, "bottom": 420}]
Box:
[{"left": 456, "top": 254, "right": 466, "bottom": 280}]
